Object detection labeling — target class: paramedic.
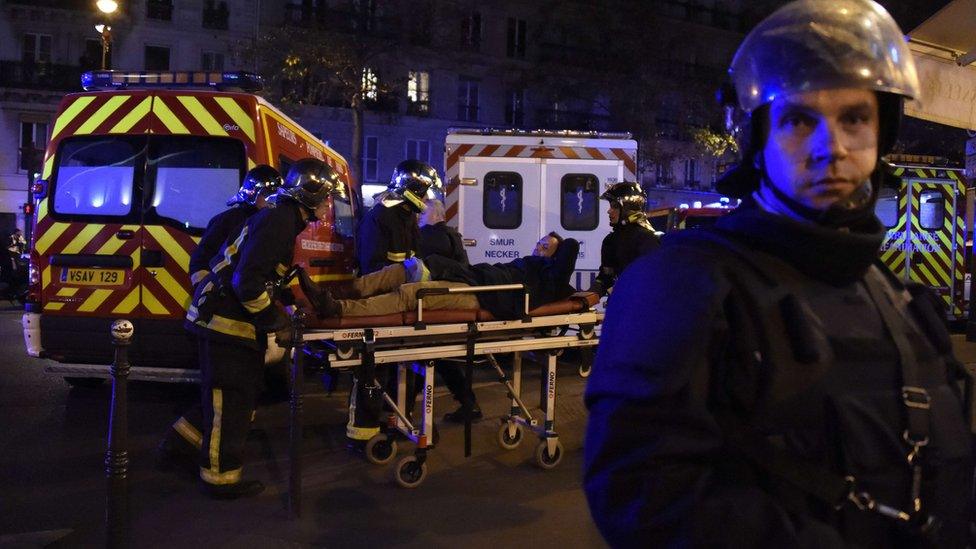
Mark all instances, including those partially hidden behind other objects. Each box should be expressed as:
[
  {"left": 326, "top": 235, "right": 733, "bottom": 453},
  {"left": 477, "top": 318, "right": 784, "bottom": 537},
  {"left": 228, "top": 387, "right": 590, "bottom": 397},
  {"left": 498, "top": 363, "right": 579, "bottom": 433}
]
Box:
[
  {"left": 187, "top": 165, "right": 282, "bottom": 288},
  {"left": 589, "top": 182, "right": 660, "bottom": 296},
  {"left": 584, "top": 0, "right": 975, "bottom": 546},
  {"left": 417, "top": 198, "right": 479, "bottom": 421},
  {"left": 161, "top": 158, "right": 343, "bottom": 499},
  {"left": 357, "top": 160, "right": 440, "bottom": 275}
]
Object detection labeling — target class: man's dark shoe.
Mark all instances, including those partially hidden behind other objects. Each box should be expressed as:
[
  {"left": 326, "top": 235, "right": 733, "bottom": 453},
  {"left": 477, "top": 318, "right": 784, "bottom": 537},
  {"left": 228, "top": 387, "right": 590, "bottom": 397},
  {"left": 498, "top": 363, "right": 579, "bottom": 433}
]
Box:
[
  {"left": 443, "top": 405, "right": 483, "bottom": 424},
  {"left": 299, "top": 268, "right": 341, "bottom": 317},
  {"left": 154, "top": 437, "right": 198, "bottom": 480},
  {"left": 201, "top": 480, "right": 265, "bottom": 500}
]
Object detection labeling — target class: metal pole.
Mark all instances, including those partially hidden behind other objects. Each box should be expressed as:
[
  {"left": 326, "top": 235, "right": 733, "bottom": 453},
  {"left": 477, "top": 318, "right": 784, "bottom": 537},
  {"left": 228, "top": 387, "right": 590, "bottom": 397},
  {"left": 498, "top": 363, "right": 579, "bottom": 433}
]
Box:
[
  {"left": 106, "top": 319, "right": 133, "bottom": 548},
  {"left": 288, "top": 310, "right": 306, "bottom": 518}
]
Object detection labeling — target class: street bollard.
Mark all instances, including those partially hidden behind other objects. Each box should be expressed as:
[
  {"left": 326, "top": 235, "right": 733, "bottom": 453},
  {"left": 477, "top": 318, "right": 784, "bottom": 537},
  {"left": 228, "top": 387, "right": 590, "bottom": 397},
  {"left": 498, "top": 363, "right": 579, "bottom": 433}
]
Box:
[
  {"left": 106, "top": 319, "right": 133, "bottom": 548},
  {"left": 288, "top": 309, "right": 306, "bottom": 518}
]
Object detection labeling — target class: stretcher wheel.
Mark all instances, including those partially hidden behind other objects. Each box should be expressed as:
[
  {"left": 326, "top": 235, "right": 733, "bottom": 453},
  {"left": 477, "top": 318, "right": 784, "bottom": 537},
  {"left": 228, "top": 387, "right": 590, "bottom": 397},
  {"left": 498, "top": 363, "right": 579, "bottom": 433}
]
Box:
[
  {"left": 365, "top": 435, "right": 398, "bottom": 465},
  {"left": 497, "top": 423, "right": 524, "bottom": 450},
  {"left": 394, "top": 456, "right": 428, "bottom": 488},
  {"left": 578, "top": 363, "right": 591, "bottom": 378},
  {"left": 535, "top": 439, "right": 563, "bottom": 469}
]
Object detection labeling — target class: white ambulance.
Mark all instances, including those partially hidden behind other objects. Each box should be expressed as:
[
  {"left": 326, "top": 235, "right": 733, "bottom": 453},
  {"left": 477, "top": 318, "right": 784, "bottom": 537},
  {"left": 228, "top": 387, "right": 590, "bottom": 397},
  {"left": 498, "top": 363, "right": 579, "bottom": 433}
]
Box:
[{"left": 443, "top": 129, "right": 638, "bottom": 289}]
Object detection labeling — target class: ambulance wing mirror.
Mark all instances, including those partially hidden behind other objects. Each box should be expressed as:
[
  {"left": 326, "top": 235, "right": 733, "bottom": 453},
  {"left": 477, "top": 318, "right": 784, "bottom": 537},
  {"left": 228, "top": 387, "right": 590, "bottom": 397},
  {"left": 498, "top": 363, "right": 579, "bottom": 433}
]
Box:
[{"left": 32, "top": 179, "right": 48, "bottom": 200}]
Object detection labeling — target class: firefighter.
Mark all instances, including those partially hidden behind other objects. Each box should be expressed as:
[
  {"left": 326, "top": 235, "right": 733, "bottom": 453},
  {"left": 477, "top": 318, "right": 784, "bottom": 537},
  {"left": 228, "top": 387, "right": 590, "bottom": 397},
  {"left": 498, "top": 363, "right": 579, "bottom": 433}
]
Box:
[
  {"left": 161, "top": 158, "right": 343, "bottom": 499},
  {"left": 584, "top": 0, "right": 975, "bottom": 546},
  {"left": 187, "top": 165, "right": 283, "bottom": 289},
  {"left": 357, "top": 159, "right": 441, "bottom": 275},
  {"left": 590, "top": 182, "right": 660, "bottom": 296},
  {"left": 345, "top": 160, "right": 441, "bottom": 448}
]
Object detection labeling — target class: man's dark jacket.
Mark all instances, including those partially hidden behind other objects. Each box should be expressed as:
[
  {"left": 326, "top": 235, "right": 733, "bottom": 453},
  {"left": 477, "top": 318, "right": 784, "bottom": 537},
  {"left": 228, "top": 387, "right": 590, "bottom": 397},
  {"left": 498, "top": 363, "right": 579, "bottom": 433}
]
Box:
[
  {"left": 595, "top": 222, "right": 659, "bottom": 294},
  {"left": 419, "top": 221, "right": 469, "bottom": 265}
]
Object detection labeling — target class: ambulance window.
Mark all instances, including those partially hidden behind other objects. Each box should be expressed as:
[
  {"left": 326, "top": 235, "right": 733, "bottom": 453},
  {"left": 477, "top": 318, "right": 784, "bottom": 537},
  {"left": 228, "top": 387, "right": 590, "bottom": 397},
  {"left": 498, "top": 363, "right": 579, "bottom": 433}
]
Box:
[
  {"left": 919, "top": 189, "right": 944, "bottom": 231},
  {"left": 333, "top": 195, "right": 355, "bottom": 239},
  {"left": 874, "top": 187, "right": 898, "bottom": 228},
  {"left": 560, "top": 173, "right": 599, "bottom": 231},
  {"left": 147, "top": 136, "right": 244, "bottom": 231},
  {"left": 483, "top": 171, "right": 522, "bottom": 229},
  {"left": 52, "top": 136, "right": 140, "bottom": 217}
]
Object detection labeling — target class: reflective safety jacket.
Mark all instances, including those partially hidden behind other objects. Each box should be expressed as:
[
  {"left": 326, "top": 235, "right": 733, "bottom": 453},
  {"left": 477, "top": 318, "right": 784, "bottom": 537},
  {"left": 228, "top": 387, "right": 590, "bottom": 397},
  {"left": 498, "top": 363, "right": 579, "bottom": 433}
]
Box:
[
  {"left": 357, "top": 202, "right": 419, "bottom": 275},
  {"left": 188, "top": 203, "right": 258, "bottom": 288},
  {"left": 584, "top": 205, "right": 974, "bottom": 548},
  {"left": 185, "top": 201, "right": 307, "bottom": 348}
]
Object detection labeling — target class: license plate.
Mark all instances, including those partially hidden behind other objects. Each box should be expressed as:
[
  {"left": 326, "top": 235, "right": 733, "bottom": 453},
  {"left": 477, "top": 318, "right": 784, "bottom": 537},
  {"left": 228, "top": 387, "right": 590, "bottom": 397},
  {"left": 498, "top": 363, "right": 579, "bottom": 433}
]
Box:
[{"left": 60, "top": 268, "right": 125, "bottom": 286}]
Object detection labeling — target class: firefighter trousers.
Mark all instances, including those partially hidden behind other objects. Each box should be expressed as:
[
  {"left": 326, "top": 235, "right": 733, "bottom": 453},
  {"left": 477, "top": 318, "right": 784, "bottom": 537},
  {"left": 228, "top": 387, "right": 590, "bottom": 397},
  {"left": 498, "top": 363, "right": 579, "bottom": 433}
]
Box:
[{"left": 196, "top": 337, "right": 263, "bottom": 485}]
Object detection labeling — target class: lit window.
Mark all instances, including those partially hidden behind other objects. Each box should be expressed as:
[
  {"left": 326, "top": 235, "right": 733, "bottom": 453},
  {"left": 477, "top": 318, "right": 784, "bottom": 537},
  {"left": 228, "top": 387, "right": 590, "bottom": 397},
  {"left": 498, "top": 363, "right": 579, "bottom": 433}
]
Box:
[
  {"left": 919, "top": 189, "right": 945, "bottom": 231},
  {"left": 407, "top": 70, "right": 430, "bottom": 115},
  {"left": 361, "top": 68, "right": 378, "bottom": 101},
  {"left": 874, "top": 187, "right": 898, "bottom": 228},
  {"left": 53, "top": 137, "right": 140, "bottom": 217}
]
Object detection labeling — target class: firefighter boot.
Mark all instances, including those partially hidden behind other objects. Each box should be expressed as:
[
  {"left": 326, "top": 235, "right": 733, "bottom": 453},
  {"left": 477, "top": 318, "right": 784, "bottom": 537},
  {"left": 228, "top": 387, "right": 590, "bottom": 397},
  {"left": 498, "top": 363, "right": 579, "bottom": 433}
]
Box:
[
  {"left": 443, "top": 403, "right": 483, "bottom": 424},
  {"left": 155, "top": 431, "right": 199, "bottom": 480}
]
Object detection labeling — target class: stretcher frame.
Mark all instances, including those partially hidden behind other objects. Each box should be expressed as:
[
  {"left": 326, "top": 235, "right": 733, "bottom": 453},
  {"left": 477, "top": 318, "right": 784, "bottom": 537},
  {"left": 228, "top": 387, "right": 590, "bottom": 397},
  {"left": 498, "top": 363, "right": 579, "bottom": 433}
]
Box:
[{"left": 284, "top": 283, "right": 600, "bottom": 515}]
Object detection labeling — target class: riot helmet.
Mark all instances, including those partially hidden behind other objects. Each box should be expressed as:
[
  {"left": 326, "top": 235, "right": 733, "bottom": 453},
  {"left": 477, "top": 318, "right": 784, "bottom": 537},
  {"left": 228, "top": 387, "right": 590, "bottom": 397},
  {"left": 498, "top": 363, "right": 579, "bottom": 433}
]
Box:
[
  {"left": 718, "top": 0, "right": 920, "bottom": 226},
  {"left": 386, "top": 160, "right": 443, "bottom": 213},
  {"left": 227, "top": 164, "right": 283, "bottom": 207},
  {"left": 600, "top": 182, "right": 648, "bottom": 226},
  {"left": 273, "top": 158, "right": 344, "bottom": 214}
]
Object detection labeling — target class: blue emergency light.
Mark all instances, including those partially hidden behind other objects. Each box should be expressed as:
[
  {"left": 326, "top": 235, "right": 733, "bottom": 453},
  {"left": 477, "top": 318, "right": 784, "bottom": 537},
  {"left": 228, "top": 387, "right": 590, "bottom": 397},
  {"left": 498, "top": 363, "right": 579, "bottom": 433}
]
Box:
[{"left": 81, "top": 70, "right": 264, "bottom": 92}]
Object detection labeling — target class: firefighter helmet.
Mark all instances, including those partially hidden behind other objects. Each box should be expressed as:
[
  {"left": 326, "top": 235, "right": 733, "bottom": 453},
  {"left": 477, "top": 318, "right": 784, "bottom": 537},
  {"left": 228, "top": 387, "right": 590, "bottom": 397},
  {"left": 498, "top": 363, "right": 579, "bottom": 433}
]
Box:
[
  {"left": 227, "top": 164, "right": 283, "bottom": 207},
  {"left": 386, "top": 160, "right": 443, "bottom": 213},
  {"left": 601, "top": 182, "right": 647, "bottom": 226},
  {"left": 274, "top": 158, "right": 344, "bottom": 210},
  {"left": 729, "top": 0, "right": 919, "bottom": 114}
]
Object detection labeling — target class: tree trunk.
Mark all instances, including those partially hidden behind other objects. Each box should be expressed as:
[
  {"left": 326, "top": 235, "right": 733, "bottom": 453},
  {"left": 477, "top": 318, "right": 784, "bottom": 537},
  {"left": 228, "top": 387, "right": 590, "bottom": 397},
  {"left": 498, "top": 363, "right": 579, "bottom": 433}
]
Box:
[{"left": 350, "top": 96, "right": 365, "bottom": 190}]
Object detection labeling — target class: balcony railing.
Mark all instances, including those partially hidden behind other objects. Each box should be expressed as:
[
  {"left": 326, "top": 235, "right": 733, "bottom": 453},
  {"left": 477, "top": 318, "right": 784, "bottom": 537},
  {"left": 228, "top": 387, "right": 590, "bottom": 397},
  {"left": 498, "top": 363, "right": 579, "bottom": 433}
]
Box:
[
  {"left": 282, "top": 4, "right": 396, "bottom": 37},
  {"left": 536, "top": 109, "right": 612, "bottom": 131},
  {"left": 0, "top": 61, "right": 82, "bottom": 91}
]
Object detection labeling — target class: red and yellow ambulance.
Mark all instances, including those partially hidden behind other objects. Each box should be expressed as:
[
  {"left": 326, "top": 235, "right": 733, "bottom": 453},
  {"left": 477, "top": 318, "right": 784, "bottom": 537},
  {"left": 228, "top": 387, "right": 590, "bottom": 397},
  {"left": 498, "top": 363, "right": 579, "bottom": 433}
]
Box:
[{"left": 22, "top": 71, "right": 358, "bottom": 383}]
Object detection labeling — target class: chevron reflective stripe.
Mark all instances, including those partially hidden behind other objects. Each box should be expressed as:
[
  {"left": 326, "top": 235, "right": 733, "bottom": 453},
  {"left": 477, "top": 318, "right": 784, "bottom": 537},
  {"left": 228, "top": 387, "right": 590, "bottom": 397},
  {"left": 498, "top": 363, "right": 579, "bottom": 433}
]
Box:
[
  {"left": 153, "top": 97, "right": 191, "bottom": 133},
  {"left": 214, "top": 96, "right": 255, "bottom": 141},
  {"left": 109, "top": 96, "right": 153, "bottom": 134},
  {"left": 75, "top": 96, "right": 131, "bottom": 134},
  {"left": 177, "top": 96, "right": 230, "bottom": 136},
  {"left": 50, "top": 96, "right": 97, "bottom": 140}
]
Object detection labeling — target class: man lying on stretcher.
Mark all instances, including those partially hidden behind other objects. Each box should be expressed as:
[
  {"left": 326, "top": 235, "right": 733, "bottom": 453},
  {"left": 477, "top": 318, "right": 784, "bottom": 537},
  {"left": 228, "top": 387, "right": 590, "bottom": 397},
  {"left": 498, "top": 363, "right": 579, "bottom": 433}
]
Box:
[{"left": 300, "top": 233, "right": 580, "bottom": 321}]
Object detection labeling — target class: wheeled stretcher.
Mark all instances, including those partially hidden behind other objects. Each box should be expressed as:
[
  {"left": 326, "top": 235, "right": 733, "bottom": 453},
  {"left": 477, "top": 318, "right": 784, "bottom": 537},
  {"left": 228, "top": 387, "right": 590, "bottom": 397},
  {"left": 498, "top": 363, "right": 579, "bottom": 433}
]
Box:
[{"left": 283, "top": 284, "right": 601, "bottom": 510}]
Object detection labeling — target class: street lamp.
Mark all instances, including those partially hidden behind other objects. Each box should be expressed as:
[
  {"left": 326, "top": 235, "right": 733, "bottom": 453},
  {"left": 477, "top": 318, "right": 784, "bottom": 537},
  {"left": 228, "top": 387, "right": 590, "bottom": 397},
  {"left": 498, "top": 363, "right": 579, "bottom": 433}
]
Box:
[{"left": 95, "top": 0, "right": 118, "bottom": 70}]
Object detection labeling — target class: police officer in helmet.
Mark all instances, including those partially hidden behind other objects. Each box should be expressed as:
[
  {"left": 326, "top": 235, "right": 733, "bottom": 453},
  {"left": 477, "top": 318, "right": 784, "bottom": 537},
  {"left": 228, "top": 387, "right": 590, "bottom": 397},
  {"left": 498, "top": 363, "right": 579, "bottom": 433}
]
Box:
[
  {"left": 164, "top": 157, "right": 343, "bottom": 499},
  {"left": 590, "top": 182, "right": 660, "bottom": 296},
  {"left": 584, "top": 0, "right": 975, "bottom": 545},
  {"left": 187, "top": 164, "right": 283, "bottom": 289}
]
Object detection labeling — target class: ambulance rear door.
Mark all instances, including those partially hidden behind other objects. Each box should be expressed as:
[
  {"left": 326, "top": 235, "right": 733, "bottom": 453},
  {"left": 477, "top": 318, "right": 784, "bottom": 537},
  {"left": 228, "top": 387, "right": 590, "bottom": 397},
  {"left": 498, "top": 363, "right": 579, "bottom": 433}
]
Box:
[
  {"left": 456, "top": 156, "right": 542, "bottom": 264},
  {"left": 541, "top": 158, "right": 621, "bottom": 289},
  {"left": 907, "top": 176, "right": 966, "bottom": 318}
]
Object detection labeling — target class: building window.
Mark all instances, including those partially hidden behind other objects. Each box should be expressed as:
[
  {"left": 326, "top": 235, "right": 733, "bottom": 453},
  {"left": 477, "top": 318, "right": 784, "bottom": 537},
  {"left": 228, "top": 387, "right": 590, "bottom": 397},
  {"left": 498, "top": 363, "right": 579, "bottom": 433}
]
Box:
[
  {"left": 352, "top": 0, "right": 379, "bottom": 32},
  {"left": 82, "top": 39, "right": 108, "bottom": 71},
  {"left": 457, "top": 76, "right": 479, "bottom": 122},
  {"left": 405, "top": 139, "right": 430, "bottom": 164},
  {"left": 460, "top": 12, "right": 482, "bottom": 51},
  {"left": 684, "top": 158, "right": 699, "bottom": 186},
  {"left": 483, "top": 172, "right": 522, "bottom": 230},
  {"left": 22, "top": 33, "right": 52, "bottom": 63},
  {"left": 407, "top": 71, "right": 430, "bottom": 116},
  {"left": 362, "top": 68, "right": 378, "bottom": 101},
  {"left": 144, "top": 45, "right": 171, "bottom": 70},
  {"left": 655, "top": 162, "right": 673, "bottom": 185},
  {"left": 363, "top": 136, "right": 378, "bottom": 182},
  {"left": 506, "top": 18, "right": 526, "bottom": 58},
  {"left": 201, "top": 51, "right": 225, "bottom": 71},
  {"left": 505, "top": 89, "right": 525, "bottom": 127},
  {"left": 203, "top": 0, "right": 230, "bottom": 30},
  {"left": 19, "top": 121, "right": 47, "bottom": 173},
  {"left": 560, "top": 174, "right": 600, "bottom": 231},
  {"left": 147, "top": 0, "right": 174, "bottom": 21}
]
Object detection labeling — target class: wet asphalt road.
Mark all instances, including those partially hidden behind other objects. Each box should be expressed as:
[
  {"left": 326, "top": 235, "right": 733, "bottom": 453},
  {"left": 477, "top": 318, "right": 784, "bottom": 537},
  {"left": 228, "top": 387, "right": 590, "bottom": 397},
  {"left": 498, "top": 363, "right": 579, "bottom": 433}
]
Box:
[{"left": 0, "top": 308, "right": 606, "bottom": 548}]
